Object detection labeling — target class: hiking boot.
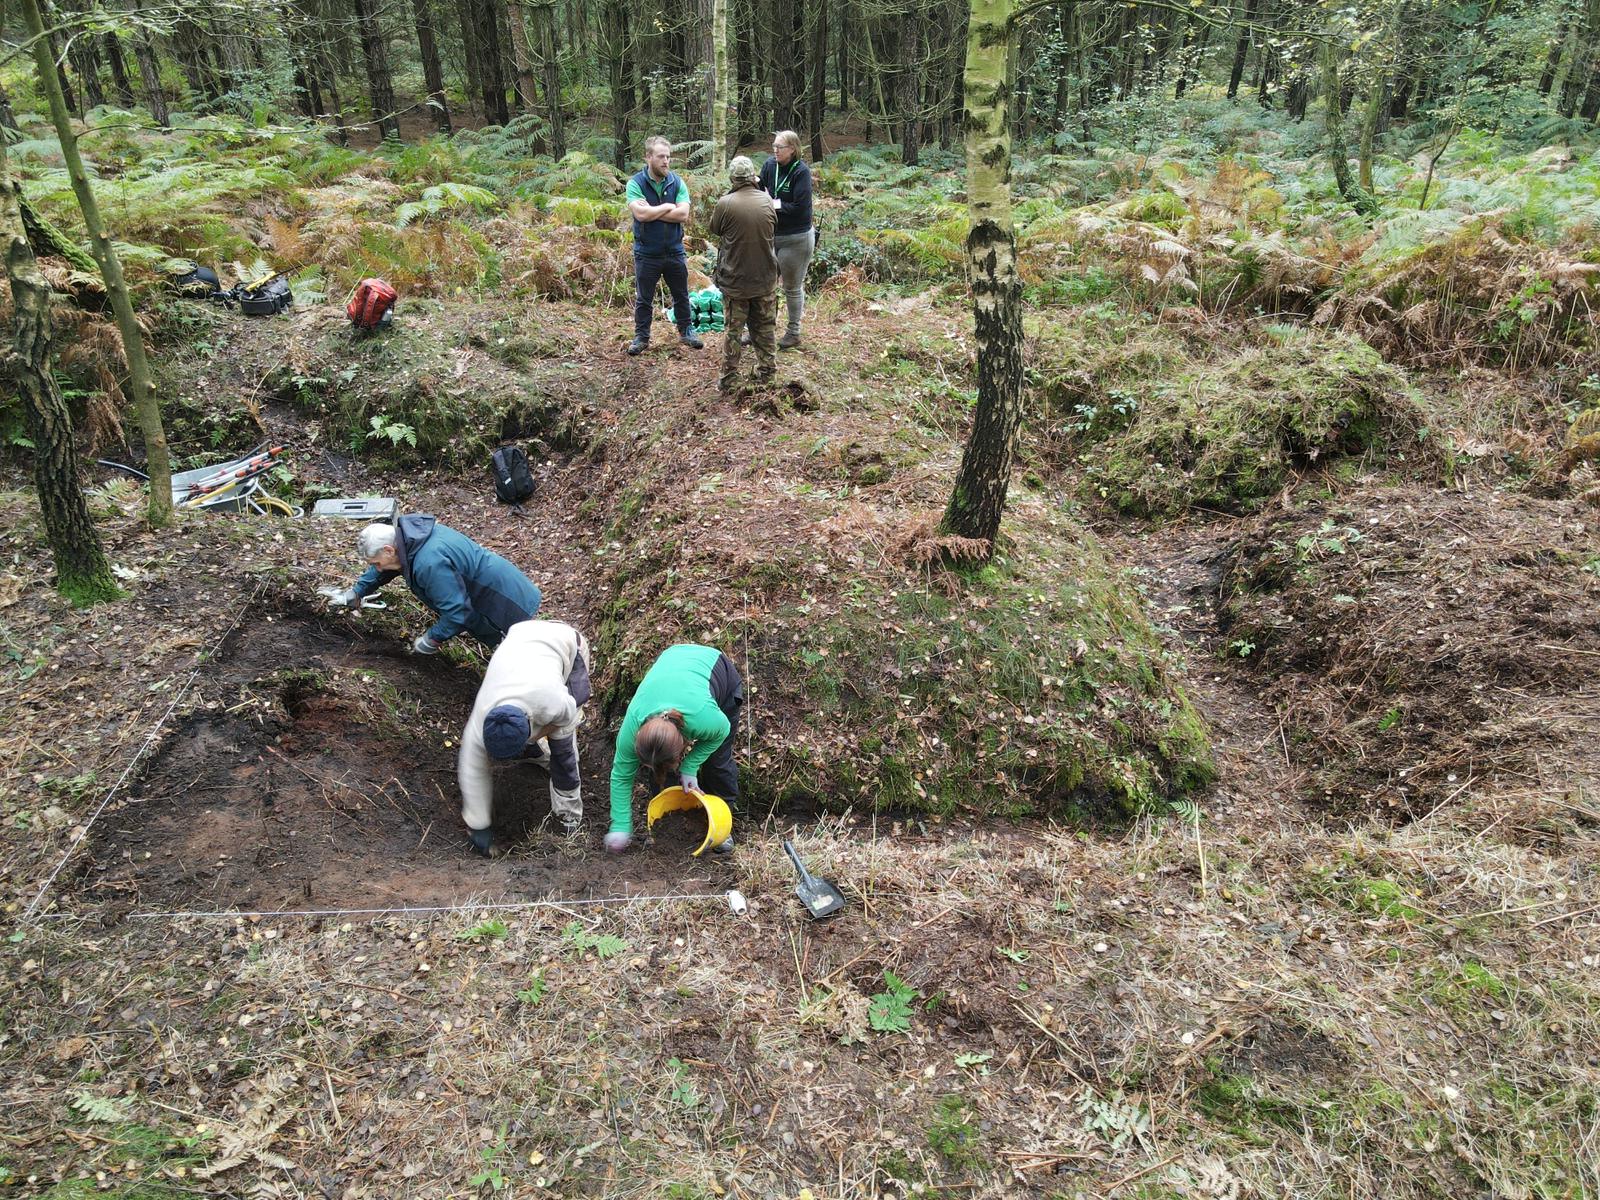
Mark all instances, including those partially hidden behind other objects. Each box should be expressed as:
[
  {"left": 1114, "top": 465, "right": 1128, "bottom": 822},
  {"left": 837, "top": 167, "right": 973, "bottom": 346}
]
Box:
[
  {"left": 626, "top": 337, "right": 648, "bottom": 356},
  {"left": 680, "top": 330, "right": 704, "bottom": 350},
  {"left": 778, "top": 331, "right": 801, "bottom": 350},
  {"left": 558, "top": 812, "right": 582, "bottom": 837},
  {"left": 468, "top": 827, "right": 493, "bottom": 858},
  {"left": 710, "top": 835, "right": 735, "bottom": 855}
]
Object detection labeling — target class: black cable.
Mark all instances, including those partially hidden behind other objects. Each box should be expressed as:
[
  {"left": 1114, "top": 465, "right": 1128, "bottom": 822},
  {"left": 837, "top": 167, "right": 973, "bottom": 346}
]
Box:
[{"left": 95, "top": 459, "right": 148, "bottom": 480}]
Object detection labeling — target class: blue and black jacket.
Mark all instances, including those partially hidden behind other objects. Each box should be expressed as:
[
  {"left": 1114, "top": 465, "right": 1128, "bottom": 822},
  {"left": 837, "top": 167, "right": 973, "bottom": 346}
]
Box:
[
  {"left": 628, "top": 168, "right": 688, "bottom": 257},
  {"left": 352, "top": 515, "right": 541, "bottom": 649}
]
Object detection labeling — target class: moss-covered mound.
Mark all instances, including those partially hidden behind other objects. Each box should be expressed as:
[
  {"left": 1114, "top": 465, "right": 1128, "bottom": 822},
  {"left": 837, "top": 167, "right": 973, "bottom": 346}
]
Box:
[
  {"left": 153, "top": 298, "right": 593, "bottom": 469},
  {"left": 1034, "top": 313, "right": 1430, "bottom": 515},
  {"left": 584, "top": 315, "right": 1214, "bottom": 822}
]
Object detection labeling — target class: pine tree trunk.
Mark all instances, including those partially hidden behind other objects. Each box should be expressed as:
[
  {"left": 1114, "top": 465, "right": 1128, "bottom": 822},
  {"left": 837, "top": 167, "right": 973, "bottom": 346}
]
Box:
[
  {"left": 712, "top": 0, "right": 729, "bottom": 178},
  {"left": 0, "top": 163, "right": 119, "bottom": 605},
  {"left": 1540, "top": 15, "right": 1571, "bottom": 95},
  {"left": 737, "top": 0, "right": 759, "bottom": 142},
  {"left": 102, "top": 32, "right": 135, "bottom": 107},
  {"left": 413, "top": 0, "right": 453, "bottom": 131},
  {"left": 476, "top": 0, "right": 511, "bottom": 124},
  {"left": 809, "top": 0, "right": 826, "bottom": 159},
  {"left": 458, "top": 0, "right": 484, "bottom": 116},
  {"left": 129, "top": 6, "right": 170, "bottom": 129},
  {"left": 900, "top": 17, "right": 921, "bottom": 165},
  {"left": 940, "top": 0, "right": 1021, "bottom": 558},
  {"left": 835, "top": 3, "right": 847, "bottom": 115},
  {"left": 1560, "top": 0, "right": 1600, "bottom": 117},
  {"left": 533, "top": 0, "right": 566, "bottom": 154},
  {"left": 1227, "top": 0, "right": 1258, "bottom": 99},
  {"left": 604, "top": 0, "right": 631, "bottom": 168},
  {"left": 69, "top": 34, "right": 107, "bottom": 112},
  {"left": 21, "top": 0, "right": 171, "bottom": 526},
  {"left": 49, "top": 32, "right": 82, "bottom": 115},
  {"left": 352, "top": 0, "right": 401, "bottom": 139},
  {"left": 506, "top": 0, "right": 540, "bottom": 114},
  {"left": 780, "top": 0, "right": 805, "bottom": 127}
]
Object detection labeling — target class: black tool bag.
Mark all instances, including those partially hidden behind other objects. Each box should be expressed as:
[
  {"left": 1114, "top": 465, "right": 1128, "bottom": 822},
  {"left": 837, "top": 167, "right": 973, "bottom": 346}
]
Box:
[
  {"left": 236, "top": 274, "right": 293, "bottom": 316},
  {"left": 491, "top": 445, "right": 535, "bottom": 505}
]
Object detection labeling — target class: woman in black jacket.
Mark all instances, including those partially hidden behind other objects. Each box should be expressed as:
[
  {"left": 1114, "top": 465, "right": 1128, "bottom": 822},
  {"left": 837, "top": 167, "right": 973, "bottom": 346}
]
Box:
[{"left": 758, "top": 129, "right": 815, "bottom": 349}]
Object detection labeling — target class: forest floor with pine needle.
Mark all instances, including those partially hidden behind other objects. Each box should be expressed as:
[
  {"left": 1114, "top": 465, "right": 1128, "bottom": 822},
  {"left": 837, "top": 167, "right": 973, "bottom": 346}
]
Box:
[{"left": 1, "top": 287, "right": 1598, "bottom": 1199}]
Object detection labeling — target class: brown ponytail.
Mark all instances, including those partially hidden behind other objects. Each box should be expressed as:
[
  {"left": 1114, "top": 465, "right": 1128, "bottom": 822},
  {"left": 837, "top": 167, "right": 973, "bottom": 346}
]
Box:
[{"left": 635, "top": 710, "right": 688, "bottom": 791}]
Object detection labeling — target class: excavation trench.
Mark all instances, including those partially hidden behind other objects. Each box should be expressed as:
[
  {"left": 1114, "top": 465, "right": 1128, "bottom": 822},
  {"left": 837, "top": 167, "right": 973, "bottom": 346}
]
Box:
[{"left": 84, "top": 611, "right": 734, "bottom": 914}]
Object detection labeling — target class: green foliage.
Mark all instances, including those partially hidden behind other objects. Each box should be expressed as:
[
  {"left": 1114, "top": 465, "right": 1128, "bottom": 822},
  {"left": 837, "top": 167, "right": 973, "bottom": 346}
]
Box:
[
  {"left": 469, "top": 1128, "right": 510, "bottom": 1192},
  {"left": 394, "top": 181, "right": 500, "bottom": 227},
  {"left": 561, "top": 920, "right": 629, "bottom": 959},
  {"left": 666, "top": 1058, "right": 703, "bottom": 1109},
  {"left": 455, "top": 917, "right": 510, "bottom": 942},
  {"left": 868, "top": 970, "right": 917, "bottom": 1034},
  {"left": 515, "top": 970, "right": 548, "bottom": 1005},
  {"left": 512, "top": 148, "right": 624, "bottom": 201},
  {"left": 927, "top": 1095, "right": 986, "bottom": 1170},
  {"left": 365, "top": 414, "right": 418, "bottom": 449},
  {"left": 69, "top": 1092, "right": 132, "bottom": 1124},
  {"left": 1077, "top": 1087, "right": 1151, "bottom": 1150}
]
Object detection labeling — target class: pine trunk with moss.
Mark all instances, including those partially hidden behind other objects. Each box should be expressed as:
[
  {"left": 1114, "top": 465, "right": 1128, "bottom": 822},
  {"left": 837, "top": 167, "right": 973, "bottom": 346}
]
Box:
[
  {"left": 939, "top": 0, "right": 1023, "bottom": 559},
  {"left": 1321, "top": 36, "right": 1378, "bottom": 216},
  {"left": 0, "top": 155, "right": 119, "bottom": 605},
  {"left": 21, "top": 0, "right": 172, "bottom": 527}
]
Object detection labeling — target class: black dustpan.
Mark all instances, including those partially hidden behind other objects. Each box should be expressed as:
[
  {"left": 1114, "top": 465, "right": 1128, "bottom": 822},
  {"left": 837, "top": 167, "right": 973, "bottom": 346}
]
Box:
[{"left": 783, "top": 840, "right": 846, "bottom": 919}]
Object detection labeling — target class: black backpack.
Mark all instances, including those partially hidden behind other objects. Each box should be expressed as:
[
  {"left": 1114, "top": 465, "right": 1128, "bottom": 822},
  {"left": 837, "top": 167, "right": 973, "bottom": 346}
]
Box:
[
  {"left": 166, "top": 260, "right": 221, "bottom": 298},
  {"left": 491, "top": 445, "right": 535, "bottom": 505}
]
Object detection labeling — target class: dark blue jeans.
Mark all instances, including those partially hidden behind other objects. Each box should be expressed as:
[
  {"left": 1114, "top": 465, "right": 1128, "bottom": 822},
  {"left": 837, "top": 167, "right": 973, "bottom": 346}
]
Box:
[{"left": 634, "top": 251, "right": 691, "bottom": 341}]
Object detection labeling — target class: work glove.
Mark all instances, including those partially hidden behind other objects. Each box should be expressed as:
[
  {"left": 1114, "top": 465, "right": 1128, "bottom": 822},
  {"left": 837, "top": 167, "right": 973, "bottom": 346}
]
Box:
[
  {"left": 413, "top": 634, "right": 440, "bottom": 655},
  {"left": 468, "top": 827, "right": 492, "bottom": 857},
  {"left": 528, "top": 737, "right": 553, "bottom": 768},
  {"left": 318, "top": 586, "right": 358, "bottom": 608},
  {"left": 603, "top": 831, "right": 633, "bottom": 854},
  {"left": 679, "top": 773, "right": 701, "bottom": 795}
]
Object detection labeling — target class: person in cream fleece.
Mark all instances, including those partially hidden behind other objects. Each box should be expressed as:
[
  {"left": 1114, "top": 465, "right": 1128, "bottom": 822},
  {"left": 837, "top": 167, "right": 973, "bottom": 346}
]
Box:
[{"left": 458, "top": 620, "right": 593, "bottom": 856}]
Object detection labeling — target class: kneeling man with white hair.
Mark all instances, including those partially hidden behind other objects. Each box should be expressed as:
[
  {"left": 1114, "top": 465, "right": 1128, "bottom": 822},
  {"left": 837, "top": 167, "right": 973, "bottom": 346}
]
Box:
[{"left": 458, "top": 619, "right": 592, "bottom": 856}]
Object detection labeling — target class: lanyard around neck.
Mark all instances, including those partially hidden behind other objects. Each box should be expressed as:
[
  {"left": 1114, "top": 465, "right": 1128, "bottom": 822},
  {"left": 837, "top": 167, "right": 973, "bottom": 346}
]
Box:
[{"left": 773, "top": 161, "right": 796, "bottom": 195}]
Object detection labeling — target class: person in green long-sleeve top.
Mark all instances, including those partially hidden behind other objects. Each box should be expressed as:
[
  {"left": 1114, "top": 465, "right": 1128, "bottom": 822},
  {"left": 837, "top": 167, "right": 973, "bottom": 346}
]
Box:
[{"left": 604, "top": 644, "right": 744, "bottom": 854}]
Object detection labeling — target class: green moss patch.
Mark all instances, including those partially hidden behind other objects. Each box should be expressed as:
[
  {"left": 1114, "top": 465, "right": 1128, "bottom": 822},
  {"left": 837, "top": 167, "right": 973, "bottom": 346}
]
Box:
[{"left": 1034, "top": 313, "right": 1429, "bottom": 515}]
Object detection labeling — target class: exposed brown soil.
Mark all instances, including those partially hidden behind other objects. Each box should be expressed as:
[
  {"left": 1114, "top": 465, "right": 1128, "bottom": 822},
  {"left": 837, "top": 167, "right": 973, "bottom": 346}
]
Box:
[
  {"left": 80, "top": 610, "right": 736, "bottom": 915},
  {"left": 1213, "top": 485, "right": 1600, "bottom": 818}
]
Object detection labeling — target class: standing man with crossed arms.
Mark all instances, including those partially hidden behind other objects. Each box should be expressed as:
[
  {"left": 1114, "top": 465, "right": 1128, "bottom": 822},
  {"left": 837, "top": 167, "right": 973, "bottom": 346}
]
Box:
[{"left": 625, "top": 136, "right": 704, "bottom": 356}]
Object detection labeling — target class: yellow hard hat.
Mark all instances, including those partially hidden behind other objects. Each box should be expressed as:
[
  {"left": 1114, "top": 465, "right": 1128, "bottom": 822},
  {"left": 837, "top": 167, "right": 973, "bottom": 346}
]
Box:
[{"left": 646, "top": 786, "right": 733, "bottom": 857}]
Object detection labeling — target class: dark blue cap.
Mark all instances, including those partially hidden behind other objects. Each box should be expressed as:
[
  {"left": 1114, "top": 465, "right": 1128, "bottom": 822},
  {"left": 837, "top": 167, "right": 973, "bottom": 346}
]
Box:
[{"left": 482, "top": 705, "right": 531, "bottom": 760}]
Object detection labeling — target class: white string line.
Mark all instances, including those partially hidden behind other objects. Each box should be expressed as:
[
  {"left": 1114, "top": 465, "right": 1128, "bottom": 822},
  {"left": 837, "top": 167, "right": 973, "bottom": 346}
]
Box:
[
  {"left": 98, "top": 893, "right": 734, "bottom": 922},
  {"left": 21, "top": 580, "right": 268, "bottom": 924}
]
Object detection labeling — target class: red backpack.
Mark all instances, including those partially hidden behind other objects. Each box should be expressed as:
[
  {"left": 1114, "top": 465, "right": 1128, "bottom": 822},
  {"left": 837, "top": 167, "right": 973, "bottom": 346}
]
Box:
[{"left": 347, "top": 278, "right": 398, "bottom": 329}]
